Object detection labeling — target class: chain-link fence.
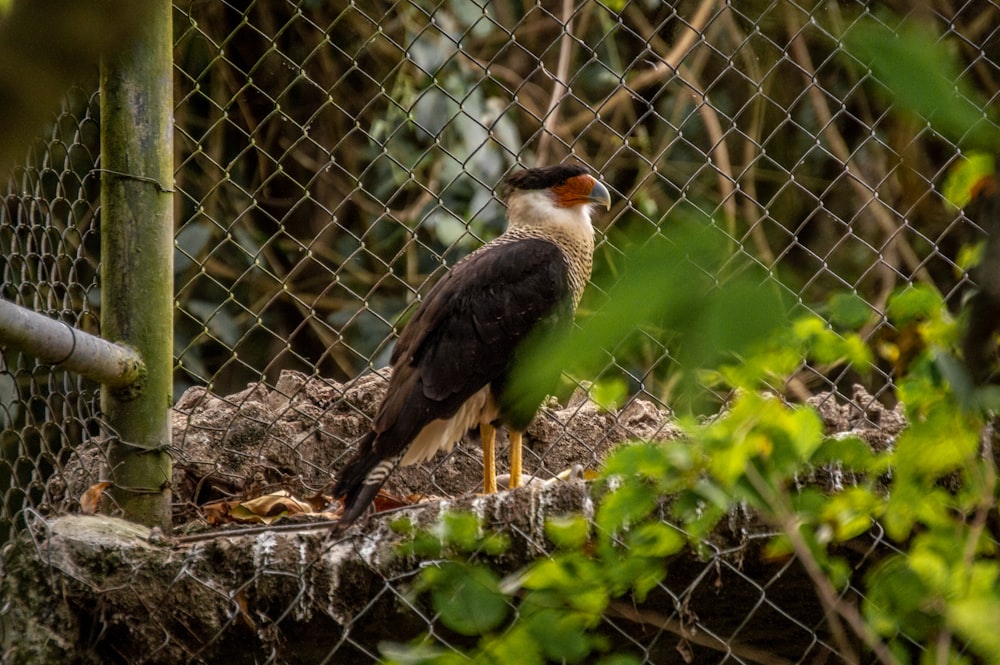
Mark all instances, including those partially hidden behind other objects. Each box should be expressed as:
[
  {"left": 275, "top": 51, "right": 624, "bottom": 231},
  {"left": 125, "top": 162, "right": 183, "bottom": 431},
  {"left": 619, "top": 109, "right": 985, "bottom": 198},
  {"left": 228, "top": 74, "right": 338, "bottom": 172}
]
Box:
[{"left": 2, "top": 0, "right": 998, "bottom": 662}]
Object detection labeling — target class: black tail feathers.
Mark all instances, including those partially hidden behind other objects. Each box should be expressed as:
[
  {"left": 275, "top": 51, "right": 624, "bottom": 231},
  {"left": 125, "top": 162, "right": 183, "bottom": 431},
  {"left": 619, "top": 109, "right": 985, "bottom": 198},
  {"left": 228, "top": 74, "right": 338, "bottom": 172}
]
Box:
[{"left": 331, "top": 432, "right": 399, "bottom": 529}]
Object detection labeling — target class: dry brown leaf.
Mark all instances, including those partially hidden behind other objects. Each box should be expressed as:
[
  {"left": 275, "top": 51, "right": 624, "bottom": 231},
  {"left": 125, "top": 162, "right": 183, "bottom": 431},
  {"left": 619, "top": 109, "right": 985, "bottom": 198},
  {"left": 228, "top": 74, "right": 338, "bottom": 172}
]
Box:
[
  {"left": 201, "top": 499, "right": 235, "bottom": 526},
  {"left": 373, "top": 490, "right": 435, "bottom": 512},
  {"left": 233, "top": 494, "right": 311, "bottom": 524},
  {"left": 319, "top": 499, "right": 344, "bottom": 520},
  {"left": 372, "top": 491, "right": 409, "bottom": 512},
  {"left": 201, "top": 491, "right": 321, "bottom": 525},
  {"left": 234, "top": 590, "right": 256, "bottom": 631},
  {"left": 79, "top": 481, "right": 112, "bottom": 515},
  {"left": 303, "top": 491, "right": 332, "bottom": 513},
  {"left": 199, "top": 489, "right": 413, "bottom": 526},
  {"left": 405, "top": 493, "right": 440, "bottom": 505}
]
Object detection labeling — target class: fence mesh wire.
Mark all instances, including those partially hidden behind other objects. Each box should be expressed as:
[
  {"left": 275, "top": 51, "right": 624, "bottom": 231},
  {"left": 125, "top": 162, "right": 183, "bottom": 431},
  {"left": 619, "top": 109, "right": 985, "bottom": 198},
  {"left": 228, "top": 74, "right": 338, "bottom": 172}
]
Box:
[{"left": 2, "top": 0, "right": 998, "bottom": 662}]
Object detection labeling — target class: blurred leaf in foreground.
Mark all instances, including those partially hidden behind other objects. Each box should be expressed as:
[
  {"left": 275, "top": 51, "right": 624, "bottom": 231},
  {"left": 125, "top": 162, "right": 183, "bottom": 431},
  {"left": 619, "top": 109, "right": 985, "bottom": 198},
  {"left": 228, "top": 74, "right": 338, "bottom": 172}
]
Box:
[
  {"left": 943, "top": 152, "right": 996, "bottom": 209},
  {"left": 844, "top": 17, "right": 1000, "bottom": 151},
  {"left": 0, "top": 0, "right": 151, "bottom": 178},
  {"left": 506, "top": 216, "right": 788, "bottom": 415}
]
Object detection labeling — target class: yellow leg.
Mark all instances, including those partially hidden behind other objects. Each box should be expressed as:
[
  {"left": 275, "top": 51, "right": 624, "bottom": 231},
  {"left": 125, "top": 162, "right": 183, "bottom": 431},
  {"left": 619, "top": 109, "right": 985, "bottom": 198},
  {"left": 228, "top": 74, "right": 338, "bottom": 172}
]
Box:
[
  {"left": 509, "top": 430, "right": 522, "bottom": 489},
  {"left": 481, "top": 423, "right": 497, "bottom": 494}
]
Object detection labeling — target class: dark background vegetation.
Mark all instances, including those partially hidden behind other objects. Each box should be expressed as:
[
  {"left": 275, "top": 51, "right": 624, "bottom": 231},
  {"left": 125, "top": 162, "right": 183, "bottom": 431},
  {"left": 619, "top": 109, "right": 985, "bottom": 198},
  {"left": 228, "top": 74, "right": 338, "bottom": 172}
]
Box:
[
  {"left": 0, "top": 0, "right": 998, "bottom": 541},
  {"left": 165, "top": 0, "right": 997, "bottom": 408},
  {"left": 3, "top": 0, "right": 996, "bottom": 412},
  {"left": 2, "top": 0, "right": 997, "bottom": 538},
  {"left": 1, "top": 2, "right": 1000, "bottom": 663}
]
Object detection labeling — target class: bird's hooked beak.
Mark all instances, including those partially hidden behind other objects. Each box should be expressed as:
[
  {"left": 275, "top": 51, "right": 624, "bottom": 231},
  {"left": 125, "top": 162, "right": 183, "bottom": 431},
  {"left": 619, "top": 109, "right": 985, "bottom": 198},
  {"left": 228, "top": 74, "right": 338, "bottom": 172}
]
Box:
[{"left": 588, "top": 180, "right": 611, "bottom": 210}]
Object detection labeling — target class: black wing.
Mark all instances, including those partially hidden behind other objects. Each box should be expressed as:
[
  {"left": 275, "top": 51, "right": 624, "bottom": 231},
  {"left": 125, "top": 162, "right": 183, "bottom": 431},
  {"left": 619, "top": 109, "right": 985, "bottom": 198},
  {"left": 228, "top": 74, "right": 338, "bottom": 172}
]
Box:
[{"left": 378, "top": 237, "right": 573, "bottom": 437}]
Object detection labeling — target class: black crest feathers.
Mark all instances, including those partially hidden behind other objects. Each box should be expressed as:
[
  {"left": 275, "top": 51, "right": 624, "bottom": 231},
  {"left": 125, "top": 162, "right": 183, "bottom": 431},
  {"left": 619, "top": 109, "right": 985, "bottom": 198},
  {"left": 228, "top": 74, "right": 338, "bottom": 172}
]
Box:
[{"left": 502, "top": 164, "right": 589, "bottom": 198}]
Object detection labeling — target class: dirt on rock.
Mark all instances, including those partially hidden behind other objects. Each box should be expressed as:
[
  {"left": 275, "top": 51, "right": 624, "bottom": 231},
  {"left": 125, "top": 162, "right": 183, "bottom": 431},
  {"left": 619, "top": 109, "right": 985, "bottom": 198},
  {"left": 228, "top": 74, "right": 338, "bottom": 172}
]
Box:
[
  {"left": 54, "top": 369, "right": 684, "bottom": 527},
  {"left": 53, "top": 371, "right": 907, "bottom": 533}
]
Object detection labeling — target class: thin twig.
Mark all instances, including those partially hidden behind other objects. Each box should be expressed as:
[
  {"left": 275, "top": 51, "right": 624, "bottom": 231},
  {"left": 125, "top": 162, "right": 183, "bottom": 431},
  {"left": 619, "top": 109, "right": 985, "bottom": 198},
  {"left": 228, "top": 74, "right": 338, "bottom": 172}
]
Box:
[
  {"left": 564, "top": 0, "right": 720, "bottom": 134},
  {"left": 719, "top": 6, "right": 776, "bottom": 264},
  {"left": 537, "top": 0, "right": 577, "bottom": 164},
  {"left": 607, "top": 601, "right": 797, "bottom": 665},
  {"left": 677, "top": 63, "right": 737, "bottom": 232},
  {"left": 783, "top": 6, "right": 934, "bottom": 292},
  {"left": 742, "top": 463, "right": 900, "bottom": 665}
]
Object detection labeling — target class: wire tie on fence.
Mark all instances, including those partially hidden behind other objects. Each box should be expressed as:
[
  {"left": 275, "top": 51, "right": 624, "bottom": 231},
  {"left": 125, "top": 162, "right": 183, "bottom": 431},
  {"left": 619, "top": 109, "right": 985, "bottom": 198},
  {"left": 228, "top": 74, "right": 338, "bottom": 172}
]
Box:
[
  {"left": 114, "top": 484, "right": 169, "bottom": 496},
  {"left": 52, "top": 320, "right": 78, "bottom": 366},
  {"left": 93, "top": 168, "right": 175, "bottom": 193},
  {"left": 118, "top": 440, "right": 172, "bottom": 455}
]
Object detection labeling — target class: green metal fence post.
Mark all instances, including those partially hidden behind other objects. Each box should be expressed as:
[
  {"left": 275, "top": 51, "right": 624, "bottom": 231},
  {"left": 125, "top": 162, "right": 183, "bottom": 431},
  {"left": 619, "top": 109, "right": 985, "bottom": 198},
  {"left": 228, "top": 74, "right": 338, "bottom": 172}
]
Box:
[{"left": 99, "top": 0, "right": 173, "bottom": 529}]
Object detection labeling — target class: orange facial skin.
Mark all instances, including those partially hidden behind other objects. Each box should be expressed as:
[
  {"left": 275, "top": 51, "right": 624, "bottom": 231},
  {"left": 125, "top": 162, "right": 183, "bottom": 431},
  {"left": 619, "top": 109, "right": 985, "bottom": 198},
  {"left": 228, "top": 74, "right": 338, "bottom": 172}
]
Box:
[{"left": 551, "top": 174, "right": 599, "bottom": 207}]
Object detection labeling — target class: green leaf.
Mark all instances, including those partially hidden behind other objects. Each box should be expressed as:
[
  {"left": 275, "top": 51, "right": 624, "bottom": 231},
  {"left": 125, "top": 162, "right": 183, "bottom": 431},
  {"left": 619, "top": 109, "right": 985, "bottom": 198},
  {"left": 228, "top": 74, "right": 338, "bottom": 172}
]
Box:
[
  {"left": 883, "top": 484, "right": 953, "bottom": 541},
  {"left": 438, "top": 512, "right": 481, "bottom": 551},
  {"left": 590, "top": 377, "right": 628, "bottom": 411},
  {"left": 480, "top": 531, "right": 510, "bottom": 557},
  {"left": 827, "top": 292, "right": 873, "bottom": 329},
  {"left": 596, "top": 655, "right": 643, "bottom": 665},
  {"left": 475, "top": 624, "right": 544, "bottom": 665},
  {"left": 793, "top": 315, "right": 872, "bottom": 366},
  {"left": 949, "top": 598, "right": 1000, "bottom": 664},
  {"left": 894, "top": 407, "right": 979, "bottom": 479},
  {"left": 887, "top": 284, "right": 945, "bottom": 324},
  {"left": 522, "top": 601, "right": 598, "bottom": 663},
  {"left": 607, "top": 554, "right": 667, "bottom": 602},
  {"left": 546, "top": 516, "right": 591, "bottom": 550},
  {"left": 626, "top": 522, "right": 685, "bottom": 558},
  {"left": 670, "top": 485, "right": 727, "bottom": 539},
  {"left": 783, "top": 405, "right": 825, "bottom": 463},
  {"left": 943, "top": 152, "right": 996, "bottom": 209},
  {"left": 810, "top": 434, "right": 878, "bottom": 471},
  {"left": 908, "top": 547, "right": 950, "bottom": 594},
  {"left": 522, "top": 553, "right": 603, "bottom": 603},
  {"left": 380, "top": 639, "right": 467, "bottom": 665},
  {"left": 864, "top": 556, "right": 937, "bottom": 639},
  {"left": 426, "top": 562, "right": 509, "bottom": 636},
  {"left": 790, "top": 487, "right": 829, "bottom": 521},
  {"left": 956, "top": 241, "right": 985, "bottom": 272},
  {"left": 821, "top": 487, "right": 881, "bottom": 541},
  {"left": 389, "top": 516, "right": 415, "bottom": 534},
  {"left": 601, "top": 441, "right": 675, "bottom": 482},
  {"left": 764, "top": 533, "right": 793, "bottom": 559},
  {"left": 596, "top": 481, "right": 659, "bottom": 533}
]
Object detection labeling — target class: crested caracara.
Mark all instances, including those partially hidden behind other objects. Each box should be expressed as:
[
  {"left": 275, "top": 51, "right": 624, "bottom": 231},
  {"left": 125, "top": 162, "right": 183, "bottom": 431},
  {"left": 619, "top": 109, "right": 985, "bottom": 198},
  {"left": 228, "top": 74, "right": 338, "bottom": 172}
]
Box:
[{"left": 332, "top": 164, "right": 611, "bottom": 528}]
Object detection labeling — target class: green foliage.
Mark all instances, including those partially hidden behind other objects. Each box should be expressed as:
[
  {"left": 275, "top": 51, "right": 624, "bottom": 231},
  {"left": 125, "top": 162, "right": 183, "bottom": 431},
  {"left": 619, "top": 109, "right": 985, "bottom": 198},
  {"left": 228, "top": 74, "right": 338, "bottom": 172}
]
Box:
[
  {"left": 589, "top": 377, "right": 629, "bottom": 412},
  {"left": 943, "top": 152, "right": 996, "bottom": 210},
  {"left": 420, "top": 562, "right": 509, "bottom": 636},
  {"left": 388, "top": 269, "right": 1000, "bottom": 664},
  {"left": 387, "top": 491, "right": 689, "bottom": 664},
  {"left": 392, "top": 511, "right": 510, "bottom": 559},
  {"left": 827, "top": 291, "right": 874, "bottom": 330}
]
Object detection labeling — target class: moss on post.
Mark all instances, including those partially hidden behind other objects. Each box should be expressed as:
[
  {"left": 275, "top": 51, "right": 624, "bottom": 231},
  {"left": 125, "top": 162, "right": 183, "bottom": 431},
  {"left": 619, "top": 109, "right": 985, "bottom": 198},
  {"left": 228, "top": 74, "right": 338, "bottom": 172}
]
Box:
[{"left": 99, "top": 0, "right": 173, "bottom": 530}]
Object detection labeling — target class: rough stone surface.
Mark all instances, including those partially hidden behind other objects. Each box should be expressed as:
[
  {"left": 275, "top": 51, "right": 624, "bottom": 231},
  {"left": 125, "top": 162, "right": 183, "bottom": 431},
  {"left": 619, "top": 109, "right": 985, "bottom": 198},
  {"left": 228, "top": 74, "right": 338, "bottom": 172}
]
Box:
[
  {"left": 2, "top": 483, "right": 596, "bottom": 665},
  {"left": 8, "top": 375, "right": 909, "bottom": 664},
  {"left": 53, "top": 370, "right": 683, "bottom": 526}
]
